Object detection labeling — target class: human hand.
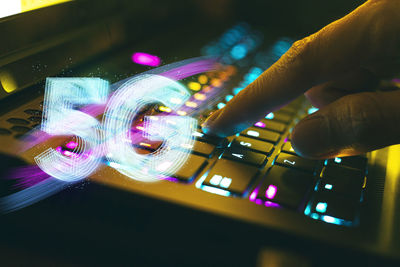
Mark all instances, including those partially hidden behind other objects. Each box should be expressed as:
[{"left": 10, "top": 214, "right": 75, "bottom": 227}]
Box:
[{"left": 202, "top": 0, "right": 400, "bottom": 159}]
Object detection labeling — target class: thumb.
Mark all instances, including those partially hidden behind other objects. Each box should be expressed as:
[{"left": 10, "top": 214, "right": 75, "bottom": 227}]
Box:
[{"left": 291, "top": 90, "right": 400, "bottom": 159}]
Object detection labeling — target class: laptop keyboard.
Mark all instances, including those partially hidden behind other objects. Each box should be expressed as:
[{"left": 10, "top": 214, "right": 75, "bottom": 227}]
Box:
[{"left": 0, "top": 23, "right": 368, "bottom": 228}]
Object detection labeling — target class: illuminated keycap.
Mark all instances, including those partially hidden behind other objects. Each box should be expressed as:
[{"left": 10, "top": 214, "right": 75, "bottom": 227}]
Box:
[
  {"left": 254, "top": 121, "right": 266, "bottom": 128},
  {"left": 246, "top": 130, "right": 259, "bottom": 137},
  {"left": 233, "top": 87, "right": 243, "bottom": 95},
  {"left": 325, "top": 184, "right": 333, "bottom": 190},
  {"left": 188, "top": 82, "right": 201, "bottom": 91},
  {"left": 198, "top": 75, "right": 208, "bottom": 84},
  {"left": 185, "top": 101, "right": 198, "bottom": 108},
  {"left": 210, "top": 174, "right": 223, "bottom": 186},
  {"left": 159, "top": 106, "right": 172, "bottom": 112},
  {"left": 194, "top": 93, "right": 206, "bottom": 101},
  {"left": 225, "top": 95, "right": 234, "bottom": 102},
  {"left": 211, "top": 79, "right": 222, "bottom": 87},
  {"left": 265, "top": 112, "right": 274, "bottom": 119},
  {"left": 308, "top": 107, "right": 319, "bottom": 114},
  {"left": 315, "top": 202, "right": 328, "bottom": 213},
  {"left": 265, "top": 185, "right": 277, "bottom": 199},
  {"left": 220, "top": 177, "right": 232, "bottom": 188},
  {"left": 217, "top": 103, "right": 226, "bottom": 109}
]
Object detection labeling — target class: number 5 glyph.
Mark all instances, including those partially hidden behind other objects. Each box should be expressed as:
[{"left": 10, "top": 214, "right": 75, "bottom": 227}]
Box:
[{"left": 35, "top": 75, "right": 197, "bottom": 183}]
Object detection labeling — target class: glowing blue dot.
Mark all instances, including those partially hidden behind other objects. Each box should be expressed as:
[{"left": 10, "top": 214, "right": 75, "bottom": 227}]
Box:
[
  {"left": 265, "top": 112, "right": 274, "bottom": 119},
  {"left": 249, "top": 67, "right": 263, "bottom": 76},
  {"left": 225, "top": 95, "right": 234, "bottom": 102},
  {"left": 244, "top": 73, "right": 259, "bottom": 83},
  {"left": 315, "top": 202, "right": 327, "bottom": 213},
  {"left": 308, "top": 107, "right": 319, "bottom": 114},
  {"left": 272, "top": 40, "right": 292, "bottom": 58},
  {"left": 217, "top": 102, "right": 226, "bottom": 109},
  {"left": 334, "top": 157, "right": 342, "bottom": 164},
  {"left": 230, "top": 44, "right": 247, "bottom": 60},
  {"left": 324, "top": 184, "right": 333, "bottom": 190},
  {"left": 233, "top": 87, "right": 243, "bottom": 95}
]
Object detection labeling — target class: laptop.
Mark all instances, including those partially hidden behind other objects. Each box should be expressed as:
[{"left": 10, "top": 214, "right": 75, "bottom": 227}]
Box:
[{"left": 0, "top": 0, "right": 399, "bottom": 266}]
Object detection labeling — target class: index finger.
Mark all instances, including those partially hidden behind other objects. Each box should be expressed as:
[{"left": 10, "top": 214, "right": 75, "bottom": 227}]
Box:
[{"left": 201, "top": 0, "right": 383, "bottom": 137}]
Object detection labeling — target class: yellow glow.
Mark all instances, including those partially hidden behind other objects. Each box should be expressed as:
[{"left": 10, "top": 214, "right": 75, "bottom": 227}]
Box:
[
  {"left": 139, "top": 142, "right": 151, "bottom": 147},
  {"left": 159, "top": 106, "right": 172, "bottom": 113},
  {"left": 0, "top": 71, "right": 17, "bottom": 93},
  {"left": 194, "top": 93, "right": 206, "bottom": 101},
  {"left": 211, "top": 79, "right": 222, "bottom": 87},
  {"left": 185, "top": 101, "right": 198, "bottom": 108},
  {"left": 21, "top": 0, "right": 72, "bottom": 12},
  {"left": 136, "top": 126, "right": 144, "bottom": 131},
  {"left": 0, "top": 0, "right": 72, "bottom": 19},
  {"left": 198, "top": 75, "right": 208, "bottom": 84},
  {"left": 177, "top": 110, "right": 187, "bottom": 116},
  {"left": 202, "top": 86, "right": 212, "bottom": 93},
  {"left": 225, "top": 65, "right": 237, "bottom": 75},
  {"left": 188, "top": 82, "right": 201, "bottom": 91}
]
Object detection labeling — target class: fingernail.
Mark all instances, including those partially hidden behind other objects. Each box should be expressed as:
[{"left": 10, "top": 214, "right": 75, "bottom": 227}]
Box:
[
  {"left": 291, "top": 115, "right": 335, "bottom": 158},
  {"left": 201, "top": 109, "right": 222, "bottom": 135}
]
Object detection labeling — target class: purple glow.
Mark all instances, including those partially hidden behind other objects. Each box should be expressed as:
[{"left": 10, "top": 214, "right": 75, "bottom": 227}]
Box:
[
  {"left": 265, "top": 185, "right": 277, "bottom": 199},
  {"left": 65, "top": 141, "right": 78, "bottom": 149},
  {"left": 8, "top": 165, "right": 50, "bottom": 189},
  {"left": 249, "top": 187, "right": 259, "bottom": 201},
  {"left": 132, "top": 52, "right": 161, "bottom": 67},
  {"left": 255, "top": 199, "right": 263, "bottom": 205},
  {"left": 265, "top": 201, "right": 280, "bottom": 208},
  {"left": 159, "top": 176, "right": 180, "bottom": 183},
  {"left": 284, "top": 137, "right": 288, "bottom": 143},
  {"left": 254, "top": 121, "right": 265, "bottom": 128}
]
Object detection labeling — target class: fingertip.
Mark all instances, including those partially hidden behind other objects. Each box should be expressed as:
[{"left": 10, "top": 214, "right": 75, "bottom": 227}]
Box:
[
  {"left": 291, "top": 115, "right": 335, "bottom": 159},
  {"left": 201, "top": 109, "right": 223, "bottom": 135}
]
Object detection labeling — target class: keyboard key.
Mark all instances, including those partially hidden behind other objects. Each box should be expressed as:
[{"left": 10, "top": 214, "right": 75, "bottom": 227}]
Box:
[
  {"left": 271, "top": 112, "right": 292, "bottom": 124},
  {"left": 172, "top": 154, "right": 207, "bottom": 182},
  {"left": 241, "top": 127, "right": 280, "bottom": 144},
  {"left": 222, "top": 147, "right": 267, "bottom": 167},
  {"left": 281, "top": 141, "right": 296, "bottom": 154},
  {"left": 275, "top": 153, "right": 316, "bottom": 173},
  {"left": 254, "top": 119, "right": 286, "bottom": 133},
  {"left": 10, "top": 126, "right": 30, "bottom": 133},
  {"left": 309, "top": 193, "right": 357, "bottom": 222},
  {"left": 323, "top": 165, "right": 364, "bottom": 180},
  {"left": 24, "top": 109, "right": 42, "bottom": 116},
  {"left": 192, "top": 130, "right": 227, "bottom": 147},
  {"left": 27, "top": 116, "right": 42, "bottom": 123},
  {"left": 179, "top": 140, "right": 215, "bottom": 158},
  {"left": 279, "top": 106, "right": 296, "bottom": 115},
  {"left": 203, "top": 159, "right": 258, "bottom": 196},
  {"left": 318, "top": 172, "right": 364, "bottom": 201},
  {"left": 256, "top": 166, "right": 316, "bottom": 209},
  {"left": 326, "top": 156, "right": 367, "bottom": 172},
  {"left": 0, "top": 128, "right": 11, "bottom": 135},
  {"left": 7, "top": 118, "right": 29, "bottom": 125},
  {"left": 231, "top": 136, "right": 274, "bottom": 155}
]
